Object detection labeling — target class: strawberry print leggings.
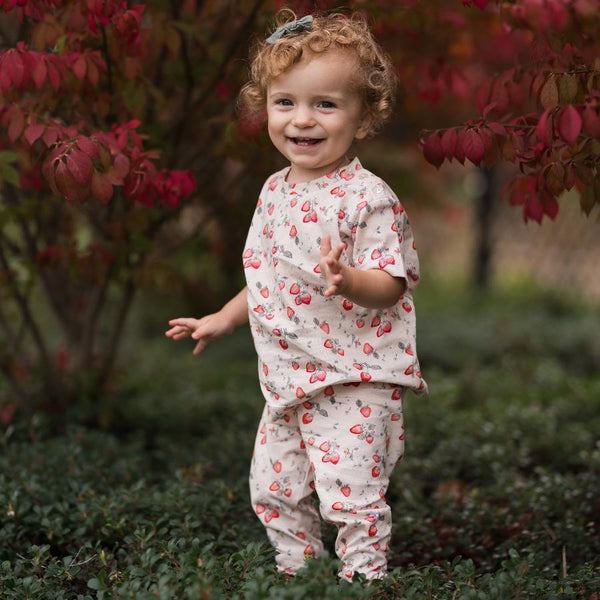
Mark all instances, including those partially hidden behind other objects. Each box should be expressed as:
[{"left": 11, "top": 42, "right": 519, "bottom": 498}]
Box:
[{"left": 249, "top": 384, "right": 405, "bottom": 580}]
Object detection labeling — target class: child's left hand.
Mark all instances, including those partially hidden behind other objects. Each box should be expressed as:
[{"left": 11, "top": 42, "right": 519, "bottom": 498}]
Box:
[{"left": 320, "top": 234, "right": 348, "bottom": 298}]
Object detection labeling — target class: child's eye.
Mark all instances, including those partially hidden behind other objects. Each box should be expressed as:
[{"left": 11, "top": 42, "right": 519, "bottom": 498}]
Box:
[
  {"left": 275, "top": 98, "right": 293, "bottom": 106},
  {"left": 318, "top": 101, "right": 336, "bottom": 109}
]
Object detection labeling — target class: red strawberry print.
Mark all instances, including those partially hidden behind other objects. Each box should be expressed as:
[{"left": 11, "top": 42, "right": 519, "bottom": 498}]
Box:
[
  {"left": 287, "top": 307, "right": 295, "bottom": 318},
  {"left": 264, "top": 509, "right": 279, "bottom": 523},
  {"left": 391, "top": 388, "right": 402, "bottom": 401},
  {"left": 378, "top": 255, "right": 395, "bottom": 268},
  {"left": 360, "top": 372, "right": 372, "bottom": 382},
  {"left": 319, "top": 441, "right": 330, "bottom": 452},
  {"left": 297, "top": 387, "right": 306, "bottom": 400},
  {"left": 322, "top": 451, "right": 340, "bottom": 464},
  {"left": 340, "top": 485, "right": 351, "bottom": 497},
  {"left": 320, "top": 322, "right": 330, "bottom": 334},
  {"left": 260, "top": 288, "right": 269, "bottom": 298},
  {"left": 363, "top": 343, "right": 374, "bottom": 354},
  {"left": 372, "top": 466, "right": 381, "bottom": 478},
  {"left": 309, "top": 370, "right": 326, "bottom": 383},
  {"left": 324, "top": 386, "right": 335, "bottom": 395},
  {"left": 279, "top": 340, "right": 288, "bottom": 350},
  {"left": 272, "top": 461, "right": 282, "bottom": 473},
  {"left": 360, "top": 406, "right": 371, "bottom": 418},
  {"left": 302, "top": 412, "right": 312, "bottom": 424},
  {"left": 296, "top": 291, "right": 311, "bottom": 305},
  {"left": 356, "top": 319, "right": 365, "bottom": 328},
  {"left": 402, "top": 302, "right": 412, "bottom": 312},
  {"left": 255, "top": 503, "right": 266, "bottom": 515},
  {"left": 303, "top": 544, "right": 315, "bottom": 557},
  {"left": 342, "top": 299, "right": 353, "bottom": 310},
  {"left": 289, "top": 225, "right": 297, "bottom": 237},
  {"left": 368, "top": 525, "right": 378, "bottom": 537},
  {"left": 269, "top": 481, "right": 280, "bottom": 492},
  {"left": 289, "top": 282, "right": 300, "bottom": 295},
  {"left": 350, "top": 424, "right": 363, "bottom": 435},
  {"left": 377, "top": 321, "right": 392, "bottom": 337},
  {"left": 296, "top": 532, "right": 307, "bottom": 540}
]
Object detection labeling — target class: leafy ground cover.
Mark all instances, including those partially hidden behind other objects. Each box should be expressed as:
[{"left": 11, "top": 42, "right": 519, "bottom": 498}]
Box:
[{"left": 1, "top": 282, "right": 599, "bottom": 599}]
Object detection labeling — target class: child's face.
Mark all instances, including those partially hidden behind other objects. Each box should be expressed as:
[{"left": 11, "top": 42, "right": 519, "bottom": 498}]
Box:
[{"left": 266, "top": 50, "right": 371, "bottom": 184}]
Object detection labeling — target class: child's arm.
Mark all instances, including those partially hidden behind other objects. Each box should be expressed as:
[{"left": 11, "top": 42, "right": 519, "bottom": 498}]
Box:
[
  {"left": 165, "top": 287, "right": 249, "bottom": 355},
  {"left": 320, "top": 235, "right": 406, "bottom": 309}
]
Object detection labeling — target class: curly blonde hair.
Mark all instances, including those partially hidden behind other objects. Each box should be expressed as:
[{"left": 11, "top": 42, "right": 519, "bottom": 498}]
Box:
[{"left": 239, "top": 9, "right": 397, "bottom": 135}]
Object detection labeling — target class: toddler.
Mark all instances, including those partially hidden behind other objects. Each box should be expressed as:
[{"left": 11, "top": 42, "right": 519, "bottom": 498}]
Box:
[{"left": 166, "top": 9, "right": 427, "bottom": 581}]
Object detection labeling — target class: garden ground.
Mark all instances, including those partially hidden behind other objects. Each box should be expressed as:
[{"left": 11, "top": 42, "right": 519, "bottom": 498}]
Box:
[{"left": 1, "top": 281, "right": 599, "bottom": 599}]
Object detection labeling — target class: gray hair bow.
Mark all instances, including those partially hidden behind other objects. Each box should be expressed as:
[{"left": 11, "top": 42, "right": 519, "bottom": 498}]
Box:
[{"left": 266, "top": 15, "right": 313, "bottom": 44}]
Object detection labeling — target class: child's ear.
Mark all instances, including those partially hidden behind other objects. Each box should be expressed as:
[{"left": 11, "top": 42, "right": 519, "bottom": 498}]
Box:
[{"left": 355, "top": 112, "right": 373, "bottom": 140}]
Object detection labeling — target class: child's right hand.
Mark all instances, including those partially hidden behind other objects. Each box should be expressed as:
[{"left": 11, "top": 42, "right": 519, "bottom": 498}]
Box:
[{"left": 165, "top": 312, "right": 235, "bottom": 355}]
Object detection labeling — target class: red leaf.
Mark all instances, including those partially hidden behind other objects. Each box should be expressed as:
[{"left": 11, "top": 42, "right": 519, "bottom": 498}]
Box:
[
  {"left": 46, "top": 60, "right": 60, "bottom": 92},
  {"left": 72, "top": 54, "right": 87, "bottom": 80},
  {"left": 76, "top": 136, "right": 100, "bottom": 159},
  {"left": 8, "top": 51, "right": 25, "bottom": 88},
  {"left": 55, "top": 160, "right": 80, "bottom": 202},
  {"left": 87, "top": 58, "right": 99, "bottom": 86},
  {"left": 43, "top": 127, "right": 59, "bottom": 147},
  {"left": 557, "top": 105, "right": 582, "bottom": 145},
  {"left": 422, "top": 132, "right": 444, "bottom": 168},
  {"left": 543, "top": 194, "right": 559, "bottom": 220},
  {"left": 582, "top": 106, "right": 600, "bottom": 139},
  {"left": 525, "top": 192, "right": 544, "bottom": 224},
  {"left": 32, "top": 58, "right": 47, "bottom": 89},
  {"left": 113, "top": 153, "right": 130, "bottom": 178},
  {"left": 536, "top": 108, "right": 553, "bottom": 147},
  {"left": 7, "top": 106, "right": 24, "bottom": 143},
  {"left": 91, "top": 171, "right": 113, "bottom": 203},
  {"left": 41, "top": 157, "right": 59, "bottom": 196},
  {"left": 66, "top": 149, "right": 93, "bottom": 185},
  {"left": 487, "top": 122, "right": 507, "bottom": 136},
  {"left": 463, "top": 129, "right": 485, "bottom": 165},
  {"left": 24, "top": 123, "right": 45, "bottom": 146},
  {"left": 440, "top": 128, "right": 458, "bottom": 159}
]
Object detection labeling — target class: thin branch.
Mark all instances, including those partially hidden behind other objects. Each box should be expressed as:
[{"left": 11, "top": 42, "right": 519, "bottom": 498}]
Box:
[
  {"left": 96, "top": 275, "right": 136, "bottom": 394},
  {"left": 0, "top": 235, "right": 64, "bottom": 404}
]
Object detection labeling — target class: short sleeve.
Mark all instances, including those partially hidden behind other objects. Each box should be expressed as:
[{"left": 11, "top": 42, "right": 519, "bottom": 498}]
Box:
[{"left": 351, "top": 180, "right": 421, "bottom": 292}]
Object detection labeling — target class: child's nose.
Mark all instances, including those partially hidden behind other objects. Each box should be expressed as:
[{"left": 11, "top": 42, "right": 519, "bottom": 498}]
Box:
[{"left": 291, "top": 106, "right": 315, "bottom": 128}]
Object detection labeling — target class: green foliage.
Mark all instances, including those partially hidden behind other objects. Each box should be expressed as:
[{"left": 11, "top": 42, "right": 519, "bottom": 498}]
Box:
[{"left": 0, "top": 284, "right": 598, "bottom": 598}]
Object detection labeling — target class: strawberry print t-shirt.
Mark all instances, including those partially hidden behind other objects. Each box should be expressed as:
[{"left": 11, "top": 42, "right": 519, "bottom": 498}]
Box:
[{"left": 243, "top": 157, "right": 427, "bottom": 408}]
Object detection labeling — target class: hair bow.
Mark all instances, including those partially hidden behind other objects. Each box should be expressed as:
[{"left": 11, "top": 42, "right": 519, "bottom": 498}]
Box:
[{"left": 266, "top": 15, "right": 313, "bottom": 44}]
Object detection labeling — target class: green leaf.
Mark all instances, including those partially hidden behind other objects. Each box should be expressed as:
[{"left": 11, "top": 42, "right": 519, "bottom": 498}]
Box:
[
  {"left": 87, "top": 578, "right": 103, "bottom": 590},
  {"left": 0, "top": 163, "right": 20, "bottom": 186}
]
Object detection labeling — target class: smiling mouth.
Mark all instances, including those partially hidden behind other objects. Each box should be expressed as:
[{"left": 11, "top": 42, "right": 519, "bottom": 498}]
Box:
[{"left": 290, "top": 137, "right": 322, "bottom": 146}]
